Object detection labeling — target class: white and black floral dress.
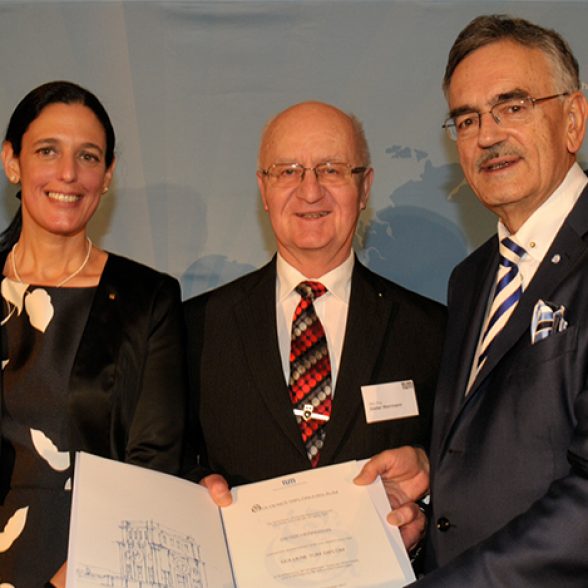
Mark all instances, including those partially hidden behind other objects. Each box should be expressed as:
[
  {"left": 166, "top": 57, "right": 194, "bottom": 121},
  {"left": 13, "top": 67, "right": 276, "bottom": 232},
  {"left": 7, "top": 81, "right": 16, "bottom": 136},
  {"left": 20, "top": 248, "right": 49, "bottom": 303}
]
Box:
[{"left": 0, "top": 277, "right": 95, "bottom": 586}]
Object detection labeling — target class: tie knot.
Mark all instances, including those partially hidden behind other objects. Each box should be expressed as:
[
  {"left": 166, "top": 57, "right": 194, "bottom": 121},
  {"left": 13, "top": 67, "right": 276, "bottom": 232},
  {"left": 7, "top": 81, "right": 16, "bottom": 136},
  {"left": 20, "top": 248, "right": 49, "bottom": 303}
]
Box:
[
  {"left": 296, "top": 281, "right": 327, "bottom": 301},
  {"left": 499, "top": 237, "right": 526, "bottom": 266}
]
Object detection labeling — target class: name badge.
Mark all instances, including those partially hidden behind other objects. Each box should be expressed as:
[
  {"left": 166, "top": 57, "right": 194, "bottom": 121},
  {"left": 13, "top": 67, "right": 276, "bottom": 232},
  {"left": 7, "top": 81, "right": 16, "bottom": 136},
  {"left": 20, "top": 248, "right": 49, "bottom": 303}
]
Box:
[{"left": 361, "top": 380, "right": 419, "bottom": 423}]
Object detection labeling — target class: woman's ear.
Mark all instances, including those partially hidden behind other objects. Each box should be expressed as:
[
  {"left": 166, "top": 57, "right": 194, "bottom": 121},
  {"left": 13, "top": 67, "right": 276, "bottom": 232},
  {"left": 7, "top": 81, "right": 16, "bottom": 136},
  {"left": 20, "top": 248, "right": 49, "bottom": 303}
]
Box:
[
  {"left": 1, "top": 141, "right": 20, "bottom": 184},
  {"left": 102, "top": 157, "right": 116, "bottom": 194}
]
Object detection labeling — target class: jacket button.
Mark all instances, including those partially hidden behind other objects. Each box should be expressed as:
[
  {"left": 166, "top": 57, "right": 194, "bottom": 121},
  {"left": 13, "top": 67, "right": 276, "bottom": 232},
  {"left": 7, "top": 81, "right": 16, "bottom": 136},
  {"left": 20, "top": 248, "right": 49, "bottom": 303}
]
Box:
[{"left": 436, "top": 517, "right": 451, "bottom": 532}]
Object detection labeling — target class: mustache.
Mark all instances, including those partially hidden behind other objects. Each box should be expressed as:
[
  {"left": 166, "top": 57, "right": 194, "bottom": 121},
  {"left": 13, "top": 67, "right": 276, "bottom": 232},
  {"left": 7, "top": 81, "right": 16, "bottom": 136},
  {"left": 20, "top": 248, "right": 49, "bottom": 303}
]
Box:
[{"left": 476, "top": 147, "right": 522, "bottom": 170}]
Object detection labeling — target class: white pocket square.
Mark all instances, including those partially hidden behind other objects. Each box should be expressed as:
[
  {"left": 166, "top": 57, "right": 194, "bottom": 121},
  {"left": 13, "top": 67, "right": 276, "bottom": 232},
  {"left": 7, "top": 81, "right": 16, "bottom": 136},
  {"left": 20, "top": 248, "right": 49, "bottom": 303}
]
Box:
[{"left": 531, "top": 299, "right": 568, "bottom": 344}]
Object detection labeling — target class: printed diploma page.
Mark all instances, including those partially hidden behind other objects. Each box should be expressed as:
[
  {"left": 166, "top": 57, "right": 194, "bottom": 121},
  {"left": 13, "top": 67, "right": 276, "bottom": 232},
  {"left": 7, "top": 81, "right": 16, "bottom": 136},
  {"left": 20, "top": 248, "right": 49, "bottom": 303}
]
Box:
[
  {"left": 67, "top": 452, "right": 235, "bottom": 588},
  {"left": 223, "top": 461, "right": 415, "bottom": 587},
  {"left": 67, "top": 454, "right": 415, "bottom": 587}
]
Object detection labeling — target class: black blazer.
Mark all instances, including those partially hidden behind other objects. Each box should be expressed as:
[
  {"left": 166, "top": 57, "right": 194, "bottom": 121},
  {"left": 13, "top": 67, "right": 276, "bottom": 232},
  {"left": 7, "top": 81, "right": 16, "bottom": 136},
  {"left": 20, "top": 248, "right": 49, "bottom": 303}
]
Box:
[
  {"left": 0, "top": 252, "right": 187, "bottom": 500},
  {"left": 417, "top": 185, "right": 588, "bottom": 586},
  {"left": 184, "top": 256, "right": 446, "bottom": 486}
]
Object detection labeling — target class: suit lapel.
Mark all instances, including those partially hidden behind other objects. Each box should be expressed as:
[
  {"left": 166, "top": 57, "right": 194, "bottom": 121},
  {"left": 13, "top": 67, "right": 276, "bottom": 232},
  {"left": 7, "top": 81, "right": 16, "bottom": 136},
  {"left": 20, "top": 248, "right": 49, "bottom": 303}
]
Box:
[
  {"left": 471, "top": 206, "right": 588, "bottom": 397},
  {"left": 319, "top": 261, "right": 395, "bottom": 464},
  {"left": 437, "top": 242, "right": 498, "bottom": 443},
  {"left": 448, "top": 187, "right": 588, "bottom": 444},
  {"left": 68, "top": 255, "right": 125, "bottom": 453},
  {"left": 233, "top": 260, "right": 307, "bottom": 457},
  {"left": 454, "top": 244, "right": 498, "bottom": 393},
  {"left": 70, "top": 254, "right": 122, "bottom": 383}
]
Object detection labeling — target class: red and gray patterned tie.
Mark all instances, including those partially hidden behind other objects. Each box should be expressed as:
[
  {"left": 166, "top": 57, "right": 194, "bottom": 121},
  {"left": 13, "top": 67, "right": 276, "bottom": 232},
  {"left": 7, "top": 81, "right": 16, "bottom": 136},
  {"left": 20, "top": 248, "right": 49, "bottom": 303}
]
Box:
[{"left": 289, "top": 281, "right": 332, "bottom": 467}]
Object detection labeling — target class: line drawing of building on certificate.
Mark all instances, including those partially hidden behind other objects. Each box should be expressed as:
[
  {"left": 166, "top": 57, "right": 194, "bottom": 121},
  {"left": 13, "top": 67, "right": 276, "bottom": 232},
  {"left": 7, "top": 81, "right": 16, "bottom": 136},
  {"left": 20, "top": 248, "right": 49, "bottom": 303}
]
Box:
[{"left": 75, "top": 519, "right": 208, "bottom": 588}]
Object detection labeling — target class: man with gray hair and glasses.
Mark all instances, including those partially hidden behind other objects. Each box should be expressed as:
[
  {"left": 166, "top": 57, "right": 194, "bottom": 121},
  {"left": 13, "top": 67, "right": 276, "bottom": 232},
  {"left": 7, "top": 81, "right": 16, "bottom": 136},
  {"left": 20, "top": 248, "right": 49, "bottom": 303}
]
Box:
[
  {"left": 356, "top": 14, "right": 588, "bottom": 585},
  {"left": 183, "top": 101, "right": 445, "bottom": 558}
]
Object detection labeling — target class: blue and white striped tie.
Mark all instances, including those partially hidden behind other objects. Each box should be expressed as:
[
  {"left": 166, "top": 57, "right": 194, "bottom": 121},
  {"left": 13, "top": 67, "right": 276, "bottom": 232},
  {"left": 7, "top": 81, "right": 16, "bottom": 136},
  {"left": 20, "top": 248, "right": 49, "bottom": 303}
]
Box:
[{"left": 477, "top": 237, "right": 526, "bottom": 369}]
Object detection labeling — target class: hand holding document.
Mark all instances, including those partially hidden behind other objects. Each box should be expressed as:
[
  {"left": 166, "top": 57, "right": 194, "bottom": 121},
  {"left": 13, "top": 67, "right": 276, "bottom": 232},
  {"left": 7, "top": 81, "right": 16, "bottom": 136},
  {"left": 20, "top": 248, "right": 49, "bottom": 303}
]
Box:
[
  {"left": 224, "top": 460, "right": 414, "bottom": 586},
  {"left": 354, "top": 446, "right": 430, "bottom": 552},
  {"left": 67, "top": 453, "right": 415, "bottom": 587}
]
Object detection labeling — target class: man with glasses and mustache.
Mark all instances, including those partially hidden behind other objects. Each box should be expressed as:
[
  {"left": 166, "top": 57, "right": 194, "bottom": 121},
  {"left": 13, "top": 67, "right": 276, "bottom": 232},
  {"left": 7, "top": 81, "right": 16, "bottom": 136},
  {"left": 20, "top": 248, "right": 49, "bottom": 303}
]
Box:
[
  {"left": 356, "top": 14, "right": 588, "bottom": 585},
  {"left": 184, "top": 102, "right": 445, "bottom": 554}
]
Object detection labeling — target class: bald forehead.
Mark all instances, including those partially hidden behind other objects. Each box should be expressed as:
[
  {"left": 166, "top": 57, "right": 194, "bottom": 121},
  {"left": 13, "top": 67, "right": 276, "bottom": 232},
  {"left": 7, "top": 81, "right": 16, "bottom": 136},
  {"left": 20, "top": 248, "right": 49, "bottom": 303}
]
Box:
[
  {"left": 259, "top": 102, "right": 360, "bottom": 166},
  {"left": 267, "top": 102, "right": 354, "bottom": 132}
]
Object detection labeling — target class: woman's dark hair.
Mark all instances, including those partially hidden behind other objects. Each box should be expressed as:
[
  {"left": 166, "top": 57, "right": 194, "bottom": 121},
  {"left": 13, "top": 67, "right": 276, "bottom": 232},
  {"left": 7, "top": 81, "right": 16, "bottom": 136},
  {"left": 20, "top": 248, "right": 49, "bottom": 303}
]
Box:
[{"left": 0, "top": 80, "right": 116, "bottom": 251}]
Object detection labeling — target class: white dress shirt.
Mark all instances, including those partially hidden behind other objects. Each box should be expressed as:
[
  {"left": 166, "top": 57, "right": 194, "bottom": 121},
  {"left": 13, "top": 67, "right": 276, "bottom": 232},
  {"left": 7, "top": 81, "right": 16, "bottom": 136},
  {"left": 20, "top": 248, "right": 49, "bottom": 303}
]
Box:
[
  {"left": 497, "top": 163, "right": 588, "bottom": 288},
  {"left": 467, "top": 163, "right": 588, "bottom": 391},
  {"left": 276, "top": 252, "right": 354, "bottom": 393}
]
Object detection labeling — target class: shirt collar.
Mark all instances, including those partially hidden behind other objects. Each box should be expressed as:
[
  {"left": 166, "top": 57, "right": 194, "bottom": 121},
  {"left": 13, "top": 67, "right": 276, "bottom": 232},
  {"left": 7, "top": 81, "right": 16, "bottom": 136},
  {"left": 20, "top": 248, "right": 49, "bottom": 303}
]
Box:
[
  {"left": 498, "top": 162, "right": 588, "bottom": 262},
  {"left": 276, "top": 251, "right": 355, "bottom": 303}
]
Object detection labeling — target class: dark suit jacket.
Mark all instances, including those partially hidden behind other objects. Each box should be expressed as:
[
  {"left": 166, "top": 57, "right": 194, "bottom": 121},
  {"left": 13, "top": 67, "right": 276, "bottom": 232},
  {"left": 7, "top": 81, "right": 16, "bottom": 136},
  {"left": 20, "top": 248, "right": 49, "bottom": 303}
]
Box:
[
  {"left": 183, "top": 256, "right": 446, "bottom": 485},
  {"left": 417, "top": 186, "right": 588, "bottom": 586},
  {"left": 0, "top": 252, "right": 186, "bottom": 500}
]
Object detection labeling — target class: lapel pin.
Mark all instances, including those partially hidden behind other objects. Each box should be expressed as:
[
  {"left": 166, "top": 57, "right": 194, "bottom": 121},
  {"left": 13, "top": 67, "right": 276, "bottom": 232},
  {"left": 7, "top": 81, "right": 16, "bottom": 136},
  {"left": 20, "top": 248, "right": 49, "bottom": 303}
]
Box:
[{"left": 551, "top": 254, "right": 561, "bottom": 264}]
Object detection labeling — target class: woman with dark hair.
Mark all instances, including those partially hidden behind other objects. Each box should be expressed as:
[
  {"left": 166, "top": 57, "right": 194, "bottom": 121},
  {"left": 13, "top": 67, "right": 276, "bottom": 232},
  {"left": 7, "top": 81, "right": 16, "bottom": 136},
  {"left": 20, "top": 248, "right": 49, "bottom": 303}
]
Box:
[{"left": 0, "top": 81, "right": 186, "bottom": 586}]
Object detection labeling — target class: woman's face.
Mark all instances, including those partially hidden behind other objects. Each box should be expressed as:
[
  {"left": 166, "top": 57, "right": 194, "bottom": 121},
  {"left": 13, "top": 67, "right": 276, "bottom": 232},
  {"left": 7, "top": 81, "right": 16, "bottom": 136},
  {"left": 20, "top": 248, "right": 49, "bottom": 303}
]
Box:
[{"left": 1, "top": 102, "right": 114, "bottom": 239}]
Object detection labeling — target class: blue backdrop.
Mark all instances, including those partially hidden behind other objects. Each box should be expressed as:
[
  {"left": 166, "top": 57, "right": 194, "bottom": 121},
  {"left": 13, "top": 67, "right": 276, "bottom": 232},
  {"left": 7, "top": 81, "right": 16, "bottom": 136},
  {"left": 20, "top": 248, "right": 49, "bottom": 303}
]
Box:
[{"left": 0, "top": 0, "right": 586, "bottom": 302}]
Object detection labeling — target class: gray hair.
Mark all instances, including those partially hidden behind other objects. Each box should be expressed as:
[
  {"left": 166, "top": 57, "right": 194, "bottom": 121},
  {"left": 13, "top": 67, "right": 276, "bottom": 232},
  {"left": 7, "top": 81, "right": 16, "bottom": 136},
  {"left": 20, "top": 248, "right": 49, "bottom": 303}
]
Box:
[
  {"left": 443, "top": 15, "right": 580, "bottom": 96},
  {"left": 349, "top": 113, "right": 371, "bottom": 167}
]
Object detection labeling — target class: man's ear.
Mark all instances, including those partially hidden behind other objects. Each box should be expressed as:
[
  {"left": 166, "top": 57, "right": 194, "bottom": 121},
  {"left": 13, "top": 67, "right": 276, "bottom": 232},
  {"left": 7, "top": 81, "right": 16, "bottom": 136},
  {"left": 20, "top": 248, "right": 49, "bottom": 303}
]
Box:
[
  {"left": 359, "top": 167, "right": 374, "bottom": 210},
  {"left": 257, "top": 171, "right": 269, "bottom": 211},
  {"left": 565, "top": 91, "right": 588, "bottom": 154}
]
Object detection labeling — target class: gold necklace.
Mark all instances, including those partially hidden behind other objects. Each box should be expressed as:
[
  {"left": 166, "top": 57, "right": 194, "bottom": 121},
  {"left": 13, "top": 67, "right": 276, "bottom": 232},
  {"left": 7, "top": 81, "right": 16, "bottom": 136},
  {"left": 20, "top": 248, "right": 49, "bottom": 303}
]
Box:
[{"left": 10, "top": 237, "right": 93, "bottom": 287}]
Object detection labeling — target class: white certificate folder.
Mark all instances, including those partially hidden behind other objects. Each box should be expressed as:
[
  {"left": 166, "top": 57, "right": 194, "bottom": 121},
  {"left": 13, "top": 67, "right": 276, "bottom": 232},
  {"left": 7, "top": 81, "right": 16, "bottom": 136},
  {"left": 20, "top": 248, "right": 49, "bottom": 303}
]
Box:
[{"left": 67, "top": 452, "right": 416, "bottom": 587}]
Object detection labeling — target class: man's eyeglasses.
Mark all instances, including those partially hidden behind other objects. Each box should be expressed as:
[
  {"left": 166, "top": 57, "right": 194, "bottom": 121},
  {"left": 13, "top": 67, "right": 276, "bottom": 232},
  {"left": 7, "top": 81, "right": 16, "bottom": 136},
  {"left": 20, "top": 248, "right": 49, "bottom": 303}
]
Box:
[
  {"left": 260, "top": 162, "right": 367, "bottom": 186},
  {"left": 442, "top": 92, "right": 570, "bottom": 141}
]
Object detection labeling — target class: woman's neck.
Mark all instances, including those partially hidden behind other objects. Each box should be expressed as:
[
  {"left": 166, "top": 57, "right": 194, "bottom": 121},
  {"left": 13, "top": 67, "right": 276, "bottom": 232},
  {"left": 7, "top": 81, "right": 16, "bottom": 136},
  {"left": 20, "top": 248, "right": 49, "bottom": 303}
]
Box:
[{"left": 6, "top": 231, "right": 107, "bottom": 287}]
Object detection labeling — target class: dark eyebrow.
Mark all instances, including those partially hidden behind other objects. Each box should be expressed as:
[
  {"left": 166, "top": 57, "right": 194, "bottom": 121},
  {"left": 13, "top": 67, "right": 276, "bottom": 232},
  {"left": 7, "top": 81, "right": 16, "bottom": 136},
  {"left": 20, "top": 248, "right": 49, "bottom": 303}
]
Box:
[
  {"left": 448, "top": 88, "right": 531, "bottom": 119},
  {"left": 448, "top": 105, "right": 478, "bottom": 119},
  {"left": 79, "top": 142, "right": 105, "bottom": 155},
  {"left": 32, "top": 137, "right": 104, "bottom": 155},
  {"left": 32, "top": 137, "right": 59, "bottom": 147},
  {"left": 495, "top": 89, "right": 529, "bottom": 102}
]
